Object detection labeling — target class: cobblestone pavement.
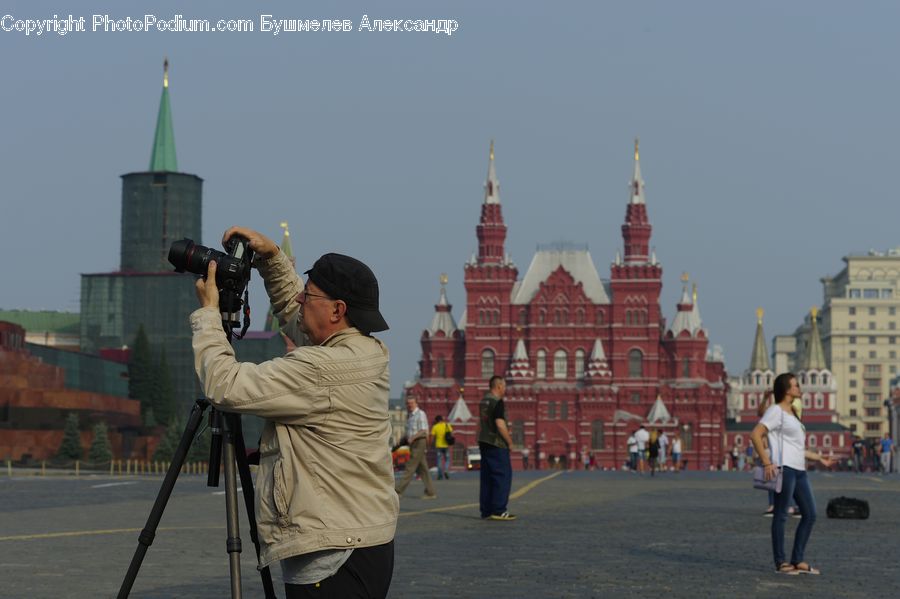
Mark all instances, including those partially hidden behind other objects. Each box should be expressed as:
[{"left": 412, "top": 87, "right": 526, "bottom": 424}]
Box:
[{"left": 1, "top": 469, "right": 898, "bottom": 598}]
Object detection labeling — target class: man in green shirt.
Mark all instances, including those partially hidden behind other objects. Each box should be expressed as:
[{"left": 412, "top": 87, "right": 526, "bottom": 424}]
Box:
[{"left": 478, "top": 376, "right": 516, "bottom": 521}]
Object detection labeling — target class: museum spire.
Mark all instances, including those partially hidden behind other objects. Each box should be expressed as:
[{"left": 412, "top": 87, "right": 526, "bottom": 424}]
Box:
[{"left": 149, "top": 57, "right": 178, "bottom": 172}]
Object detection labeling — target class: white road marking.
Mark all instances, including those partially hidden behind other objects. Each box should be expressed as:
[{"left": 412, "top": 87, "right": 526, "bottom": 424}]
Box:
[{"left": 91, "top": 481, "right": 139, "bottom": 489}]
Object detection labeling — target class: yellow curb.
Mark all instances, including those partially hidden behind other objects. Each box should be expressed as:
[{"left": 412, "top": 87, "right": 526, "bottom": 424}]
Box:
[
  {"left": 400, "top": 470, "right": 563, "bottom": 518},
  {"left": 0, "top": 525, "right": 222, "bottom": 542}
]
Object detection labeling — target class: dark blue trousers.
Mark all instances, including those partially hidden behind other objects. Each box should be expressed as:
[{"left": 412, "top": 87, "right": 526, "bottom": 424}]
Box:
[
  {"left": 479, "top": 444, "right": 512, "bottom": 518},
  {"left": 772, "top": 466, "right": 817, "bottom": 568}
]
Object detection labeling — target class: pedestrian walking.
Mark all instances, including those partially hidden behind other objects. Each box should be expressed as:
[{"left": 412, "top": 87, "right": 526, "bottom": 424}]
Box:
[
  {"left": 634, "top": 425, "right": 650, "bottom": 474},
  {"left": 395, "top": 397, "right": 437, "bottom": 499},
  {"left": 648, "top": 430, "right": 660, "bottom": 476},
  {"left": 627, "top": 432, "right": 639, "bottom": 472},
  {"left": 478, "top": 376, "right": 516, "bottom": 521},
  {"left": 852, "top": 437, "right": 864, "bottom": 473},
  {"left": 521, "top": 447, "right": 530, "bottom": 470},
  {"left": 880, "top": 434, "right": 893, "bottom": 474},
  {"left": 658, "top": 430, "right": 669, "bottom": 472},
  {"left": 671, "top": 432, "right": 682, "bottom": 472},
  {"left": 750, "top": 372, "right": 835, "bottom": 575},
  {"left": 430, "top": 415, "right": 453, "bottom": 480}
]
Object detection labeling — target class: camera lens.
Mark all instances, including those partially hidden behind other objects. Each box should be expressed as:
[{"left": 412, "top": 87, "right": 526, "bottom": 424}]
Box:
[{"left": 168, "top": 238, "right": 226, "bottom": 276}]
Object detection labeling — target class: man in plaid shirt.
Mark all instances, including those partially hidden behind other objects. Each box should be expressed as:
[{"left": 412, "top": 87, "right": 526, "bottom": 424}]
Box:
[{"left": 395, "top": 397, "right": 437, "bottom": 499}]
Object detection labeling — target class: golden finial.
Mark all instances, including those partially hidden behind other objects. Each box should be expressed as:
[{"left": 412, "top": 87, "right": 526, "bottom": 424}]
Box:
[
  {"left": 692, "top": 282, "right": 698, "bottom": 304},
  {"left": 280, "top": 221, "right": 290, "bottom": 236},
  {"left": 680, "top": 271, "right": 689, "bottom": 283},
  {"left": 756, "top": 307, "right": 764, "bottom": 324},
  {"left": 163, "top": 57, "right": 169, "bottom": 88},
  {"left": 811, "top": 306, "right": 818, "bottom": 319},
  {"left": 440, "top": 273, "right": 448, "bottom": 286},
  {"left": 634, "top": 137, "right": 640, "bottom": 161},
  {"left": 489, "top": 139, "right": 494, "bottom": 162}
]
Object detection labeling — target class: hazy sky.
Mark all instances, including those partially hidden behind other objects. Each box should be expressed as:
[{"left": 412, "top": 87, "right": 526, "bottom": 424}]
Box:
[{"left": 3, "top": 1, "right": 899, "bottom": 397}]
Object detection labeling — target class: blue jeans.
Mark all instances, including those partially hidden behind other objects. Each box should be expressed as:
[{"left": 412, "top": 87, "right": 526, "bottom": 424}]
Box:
[
  {"left": 479, "top": 444, "right": 512, "bottom": 518},
  {"left": 435, "top": 447, "right": 450, "bottom": 478},
  {"left": 772, "top": 466, "right": 817, "bottom": 567}
]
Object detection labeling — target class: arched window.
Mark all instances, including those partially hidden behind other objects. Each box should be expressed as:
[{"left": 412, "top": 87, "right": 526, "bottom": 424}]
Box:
[
  {"left": 823, "top": 435, "right": 832, "bottom": 447},
  {"left": 518, "top": 309, "right": 527, "bottom": 325},
  {"left": 628, "top": 349, "right": 643, "bottom": 378},
  {"left": 808, "top": 434, "right": 817, "bottom": 447},
  {"left": 575, "top": 349, "right": 586, "bottom": 379},
  {"left": 481, "top": 349, "right": 495, "bottom": 379},
  {"left": 596, "top": 311, "right": 604, "bottom": 325},
  {"left": 810, "top": 373, "right": 818, "bottom": 385},
  {"left": 536, "top": 350, "right": 547, "bottom": 379},
  {"left": 576, "top": 308, "right": 585, "bottom": 324},
  {"left": 553, "top": 350, "right": 567, "bottom": 379},
  {"left": 625, "top": 311, "right": 632, "bottom": 325},
  {"left": 682, "top": 358, "right": 690, "bottom": 378},
  {"left": 539, "top": 309, "right": 546, "bottom": 324},
  {"left": 437, "top": 357, "right": 446, "bottom": 378},
  {"left": 547, "top": 401, "right": 557, "bottom": 420},
  {"left": 822, "top": 373, "right": 829, "bottom": 385},
  {"left": 560, "top": 402, "right": 569, "bottom": 420},
  {"left": 591, "top": 420, "right": 604, "bottom": 450}
]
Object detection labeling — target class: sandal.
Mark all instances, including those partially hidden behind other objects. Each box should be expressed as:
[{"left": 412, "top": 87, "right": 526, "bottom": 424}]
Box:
[
  {"left": 792, "top": 562, "right": 820, "bottom": 575},
  {"left": 776, "top": 563, "right": 799, "bottom": 575}
]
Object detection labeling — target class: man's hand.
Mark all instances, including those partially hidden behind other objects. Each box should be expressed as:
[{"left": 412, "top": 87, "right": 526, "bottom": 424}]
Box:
[
  {"left": 195, "top": 261, "right": 219, "bottom": 308},
  {"left": 820, "top": 455, "right": 835, "bottom": 468},
  {"left": 222, "top": 226, "right": 280, "bottom": 260}
]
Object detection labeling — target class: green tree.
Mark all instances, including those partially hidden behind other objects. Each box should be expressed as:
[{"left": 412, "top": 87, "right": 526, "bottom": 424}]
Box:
[
  {"left": 153, "top": 348, "right": 177, "bottom": 426},
  {"left": 87, "top": 421, "right": 113, "bottom": 464},
  {"left": 129, "top": 325, "right": 155, "bottom": 425},
  {"left": 56, "top": 413, "right": 83, "bottom": 460},
  {"left": 153, "top": 417, "right": 184, "bottom": 462}
]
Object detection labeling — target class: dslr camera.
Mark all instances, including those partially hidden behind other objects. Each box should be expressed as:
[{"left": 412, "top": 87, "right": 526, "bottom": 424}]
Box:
[{"left": 168, "top": 236, "right": 255, "bottom": 335}]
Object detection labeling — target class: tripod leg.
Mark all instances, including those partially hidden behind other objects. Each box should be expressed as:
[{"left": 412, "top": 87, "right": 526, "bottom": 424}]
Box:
[
  {"left": 118, "top": 399, "right": 209, "bottom": 599},
  {"left": 229, "top": 415, "right": 277, "bottom": 599},
  {"left": 223, "top": 423, "right": 244, "bottom": 598}
]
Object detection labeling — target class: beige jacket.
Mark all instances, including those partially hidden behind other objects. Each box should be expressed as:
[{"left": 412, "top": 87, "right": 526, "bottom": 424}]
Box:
[{"left": 191, "top": 250, "right": 398, "bottom": 568}]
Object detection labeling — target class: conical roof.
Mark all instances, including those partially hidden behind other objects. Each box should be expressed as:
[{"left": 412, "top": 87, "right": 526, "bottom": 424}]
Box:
[
  {"left": 149, "top": 58, "right": 178, "bottom": 172},
  {"left": 428, "top": 275, "right": 458, "bottom": 337},
  {"left": 448, "top": 395, "right": 472, "bottom": 422},
  {"left": 803, "top": 307, "right": 827, "bottom": 370},
  {"left": 749, "top": 308, "right": 771, "bottom": 372},
  {"left": 647, "top": 396, "right": 671, "bottom": 424},
  {"left": 484, "top": 140, "right": 500, "bottom": 204},
  {"left": 629, "top": 138, "right": 645, "bottom": 205}
]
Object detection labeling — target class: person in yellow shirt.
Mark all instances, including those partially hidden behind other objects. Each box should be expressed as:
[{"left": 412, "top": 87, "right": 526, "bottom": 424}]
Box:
[{"left": 430, "top": 415, "right": 453, "bottom": 480}]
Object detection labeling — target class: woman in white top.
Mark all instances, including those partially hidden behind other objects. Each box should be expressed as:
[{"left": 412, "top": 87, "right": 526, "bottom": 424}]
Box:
[{"left": 750, "top": 373, "right": 835, "bottom": 575}]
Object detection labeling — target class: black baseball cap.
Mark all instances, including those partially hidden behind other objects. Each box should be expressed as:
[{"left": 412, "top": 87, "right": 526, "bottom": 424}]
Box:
[{"left": 304, "top": 253, "right": 389, "bottom": 333}]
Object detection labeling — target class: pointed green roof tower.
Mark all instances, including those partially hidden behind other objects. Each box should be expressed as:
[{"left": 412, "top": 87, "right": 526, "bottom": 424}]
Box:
[
  {"left": 749, "top": 308, "right": 771, "bottom": 371},
  {"left": 149, "top": 58, "right": 178, "bottom": 172},
  {"left": 803, "top": 306, "right": 827, "bottom": 370}
]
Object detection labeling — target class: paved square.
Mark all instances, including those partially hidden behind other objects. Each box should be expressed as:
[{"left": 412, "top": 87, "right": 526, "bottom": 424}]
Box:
[{"left": 1, "top": 470, "right": 897, "bottom": 597}]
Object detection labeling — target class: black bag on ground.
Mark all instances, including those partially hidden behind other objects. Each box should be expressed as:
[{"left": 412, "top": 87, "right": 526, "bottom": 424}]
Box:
[{"left": 826, "top": 496, "right": 869, "bottom": 519}]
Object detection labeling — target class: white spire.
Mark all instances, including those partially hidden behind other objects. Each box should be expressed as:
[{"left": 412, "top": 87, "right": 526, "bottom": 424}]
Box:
[
  {"left": 448, "top": 393, "right": 473, "bottom": 422},
  {"left": 428, "top": 274, "right": 458, "bottom": 336},
  {"left": 507, "top": 339, "right": 534, "bottom": 380},
  {"left": 669, "top": 275, "right": 704, "bottom": 337},
  {"left": 484, "top": 139, "right": 500, "bottom": 205},
  {"left": 586, "top": 338, "right": 612, "bottom": 379},
  {"left": 629, "top": 137, "right": 646, "bottom": 205},
  {"left": 647, "top": 395, "right": 671, "bottom": 424}
]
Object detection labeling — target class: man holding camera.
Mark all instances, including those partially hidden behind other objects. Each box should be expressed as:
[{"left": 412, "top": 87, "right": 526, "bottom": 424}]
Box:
[{"left": 192, "top": 226, "right": 398, "bottom": 599}]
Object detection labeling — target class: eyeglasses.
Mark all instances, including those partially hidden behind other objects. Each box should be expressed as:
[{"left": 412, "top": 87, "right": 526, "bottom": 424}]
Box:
[{"left": 298, "top": 289, "right": 333, "bottom": 303}]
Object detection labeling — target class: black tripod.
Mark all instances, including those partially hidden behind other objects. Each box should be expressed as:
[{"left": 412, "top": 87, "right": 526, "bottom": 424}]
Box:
[{"left": 117, "top": 399, "right": 277, "bottom": 598}]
